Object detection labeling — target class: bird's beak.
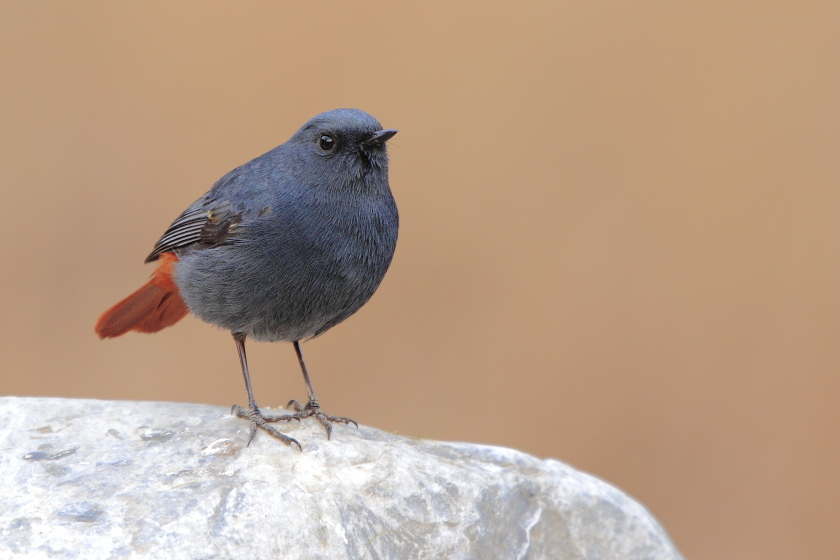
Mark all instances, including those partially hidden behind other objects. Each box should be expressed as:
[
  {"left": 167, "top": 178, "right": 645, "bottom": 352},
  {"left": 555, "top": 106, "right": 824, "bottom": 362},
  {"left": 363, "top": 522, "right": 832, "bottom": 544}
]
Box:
[{"left": 360, "top": 129, "right": 398, "bottom": 147}]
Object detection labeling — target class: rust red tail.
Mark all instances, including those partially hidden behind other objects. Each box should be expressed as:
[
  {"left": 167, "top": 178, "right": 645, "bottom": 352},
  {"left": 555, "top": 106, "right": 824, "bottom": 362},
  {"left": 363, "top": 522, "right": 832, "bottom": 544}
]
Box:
[{"left": 95, "top": 253, "right": 188, "bottom": 339}]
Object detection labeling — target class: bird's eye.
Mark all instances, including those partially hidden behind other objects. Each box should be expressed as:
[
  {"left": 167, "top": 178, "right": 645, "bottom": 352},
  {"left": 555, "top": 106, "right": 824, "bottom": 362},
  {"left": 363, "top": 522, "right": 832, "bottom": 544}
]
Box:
[{"left": 319, "top": 134, "right": 336, "bottom": 151}]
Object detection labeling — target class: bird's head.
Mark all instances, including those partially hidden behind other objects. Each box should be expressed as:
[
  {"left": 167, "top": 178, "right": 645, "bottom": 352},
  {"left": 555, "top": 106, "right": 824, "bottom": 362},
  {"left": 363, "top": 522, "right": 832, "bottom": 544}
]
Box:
[{"left": 289, "top": 108, "right": 397, "bottom": 188}]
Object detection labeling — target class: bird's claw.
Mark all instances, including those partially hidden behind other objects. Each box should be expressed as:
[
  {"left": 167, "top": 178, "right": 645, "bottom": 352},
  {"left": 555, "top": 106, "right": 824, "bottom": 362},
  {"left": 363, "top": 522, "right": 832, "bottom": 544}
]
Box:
[
  {"left": 285, "top": 399, "right": 358, "bottom": 439},
  {"left": 231, "top": 403, "right": 302, "bottom": 451}
]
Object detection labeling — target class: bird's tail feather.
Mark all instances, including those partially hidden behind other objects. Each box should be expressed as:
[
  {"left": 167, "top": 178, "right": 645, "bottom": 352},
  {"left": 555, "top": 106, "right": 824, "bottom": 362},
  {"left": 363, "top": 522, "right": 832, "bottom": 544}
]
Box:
[{"left": 95, "top": 253, "right": 188, "bottom": 338}]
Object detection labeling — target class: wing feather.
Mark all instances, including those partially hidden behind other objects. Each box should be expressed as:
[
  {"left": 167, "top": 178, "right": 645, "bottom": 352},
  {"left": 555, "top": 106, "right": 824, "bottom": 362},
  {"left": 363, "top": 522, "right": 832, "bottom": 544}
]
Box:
[{"left": 144, "top": 201, "right": 242, "bottom": 263}]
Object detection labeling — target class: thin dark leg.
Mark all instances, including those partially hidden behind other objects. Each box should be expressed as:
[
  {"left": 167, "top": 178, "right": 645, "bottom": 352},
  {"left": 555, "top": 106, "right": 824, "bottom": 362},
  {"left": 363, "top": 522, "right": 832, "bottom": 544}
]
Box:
[
  {"left": 286, "top": 340, "right": 358, "bottom": 439},
  {"left": 294, "top": 340, "right": 319, "bottom": 406},
  {"left": 230, "top": 332, "right": 301, "bottom": 450},
  {"left": 236, "top": 332, "right": 257, "bottom": 411}
]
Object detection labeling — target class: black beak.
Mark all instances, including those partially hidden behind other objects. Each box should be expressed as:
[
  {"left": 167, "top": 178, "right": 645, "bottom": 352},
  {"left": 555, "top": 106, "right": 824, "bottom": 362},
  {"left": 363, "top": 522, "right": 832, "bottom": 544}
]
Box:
[{"left": 359, "top": 129, "right": 398, "bottom": 147}]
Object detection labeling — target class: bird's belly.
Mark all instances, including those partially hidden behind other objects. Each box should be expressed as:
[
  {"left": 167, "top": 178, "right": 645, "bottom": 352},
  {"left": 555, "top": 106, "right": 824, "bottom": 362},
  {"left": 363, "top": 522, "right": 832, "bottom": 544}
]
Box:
[{"left": 173, "top": 246, "right": 383, "bottom": 342}]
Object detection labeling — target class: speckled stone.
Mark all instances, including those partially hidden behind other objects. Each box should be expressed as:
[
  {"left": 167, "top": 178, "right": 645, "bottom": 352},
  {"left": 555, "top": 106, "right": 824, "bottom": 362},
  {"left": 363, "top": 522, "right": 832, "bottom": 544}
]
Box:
[{"left": 0, "top": 397, "right": 684, "bottom": 560}]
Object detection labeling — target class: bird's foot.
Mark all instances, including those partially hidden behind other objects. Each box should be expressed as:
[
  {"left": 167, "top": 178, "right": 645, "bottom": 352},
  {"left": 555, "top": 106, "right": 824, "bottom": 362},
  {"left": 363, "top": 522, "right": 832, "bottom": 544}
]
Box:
[
  {"left": 286, "top": 399, "right": 358, "bottom": 440},
  {"left": 231, "top": 403, "right": 302, "bottom": 450}
]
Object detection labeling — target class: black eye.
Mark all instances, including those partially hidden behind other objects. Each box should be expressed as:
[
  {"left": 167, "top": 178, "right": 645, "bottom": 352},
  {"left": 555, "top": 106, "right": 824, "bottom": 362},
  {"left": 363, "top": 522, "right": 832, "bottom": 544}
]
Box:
[{"left": 319, "top": 134, "right": 336, "bottom": 151}]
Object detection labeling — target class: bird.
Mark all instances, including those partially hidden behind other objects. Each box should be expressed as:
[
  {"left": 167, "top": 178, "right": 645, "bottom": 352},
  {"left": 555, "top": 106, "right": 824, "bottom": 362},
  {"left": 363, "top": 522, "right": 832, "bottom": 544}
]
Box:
[{"left": 95, "top": 109, "right": 399, "bottom": 450}]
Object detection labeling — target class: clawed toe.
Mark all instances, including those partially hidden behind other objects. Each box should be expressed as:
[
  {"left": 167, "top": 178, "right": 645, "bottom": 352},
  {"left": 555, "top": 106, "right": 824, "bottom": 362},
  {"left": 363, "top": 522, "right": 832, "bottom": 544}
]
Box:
[
  {"left": 284, "top": 400, "right": 358, "bottom": 439},
  {"left": 231, "top": 404, "right": 302, "bottom": 451},
  {"left": 287, "top": 399, "right": 305, "bottom": 413}
]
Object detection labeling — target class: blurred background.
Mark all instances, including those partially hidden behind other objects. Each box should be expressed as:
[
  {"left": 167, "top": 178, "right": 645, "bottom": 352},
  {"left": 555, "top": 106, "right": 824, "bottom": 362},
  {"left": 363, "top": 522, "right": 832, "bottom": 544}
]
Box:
[{"left": 1, "top": 2, "right": 838, "bottom": 558}]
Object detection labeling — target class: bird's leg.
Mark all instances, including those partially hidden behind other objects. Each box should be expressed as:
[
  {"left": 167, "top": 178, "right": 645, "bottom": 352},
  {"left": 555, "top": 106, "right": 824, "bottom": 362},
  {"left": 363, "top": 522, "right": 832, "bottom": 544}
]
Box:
[
  {"left": 285, "top": 340, "right": 358, "bottom": 439},
  {"left": 229, "top": 332, "right": 301, "bottom": 450}
]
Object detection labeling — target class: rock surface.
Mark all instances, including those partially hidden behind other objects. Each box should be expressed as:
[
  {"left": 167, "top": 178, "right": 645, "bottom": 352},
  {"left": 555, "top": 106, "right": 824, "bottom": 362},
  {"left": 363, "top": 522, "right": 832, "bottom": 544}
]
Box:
[{"left": 0, "top": 397, "right": 684, "bottom": 559}]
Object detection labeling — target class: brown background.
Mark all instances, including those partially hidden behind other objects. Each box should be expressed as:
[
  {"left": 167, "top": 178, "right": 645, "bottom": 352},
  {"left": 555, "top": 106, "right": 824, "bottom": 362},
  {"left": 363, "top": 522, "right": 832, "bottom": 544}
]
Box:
[{"left": 1, "top": 2, "right": 838, "bottom": 558}]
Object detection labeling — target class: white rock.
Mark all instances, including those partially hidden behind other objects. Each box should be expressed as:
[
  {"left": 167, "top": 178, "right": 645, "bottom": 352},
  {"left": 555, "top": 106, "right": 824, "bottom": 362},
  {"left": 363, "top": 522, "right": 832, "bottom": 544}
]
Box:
[{"left": 0, "top": 397, "right": 684, "bottom": 559}]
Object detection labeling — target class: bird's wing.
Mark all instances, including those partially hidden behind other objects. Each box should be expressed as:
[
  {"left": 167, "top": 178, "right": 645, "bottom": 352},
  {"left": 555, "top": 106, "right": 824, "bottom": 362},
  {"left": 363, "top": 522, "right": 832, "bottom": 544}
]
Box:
[{"left": 144, "top": 201, "right": 243, "bottom": 263}]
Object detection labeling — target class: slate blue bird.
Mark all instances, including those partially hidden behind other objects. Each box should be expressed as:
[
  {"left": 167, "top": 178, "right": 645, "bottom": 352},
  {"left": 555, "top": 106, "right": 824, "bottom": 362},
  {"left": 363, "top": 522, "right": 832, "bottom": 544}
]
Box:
[{"left": 95, "top": 109, "right": 399, "bottom": 449}]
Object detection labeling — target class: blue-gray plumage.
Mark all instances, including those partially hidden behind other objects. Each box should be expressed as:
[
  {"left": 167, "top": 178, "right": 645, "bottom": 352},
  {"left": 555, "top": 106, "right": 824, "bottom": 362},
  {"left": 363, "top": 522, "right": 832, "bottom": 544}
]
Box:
[{"left": 144, "top": 108, "right": 399, "bottom": 448}]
